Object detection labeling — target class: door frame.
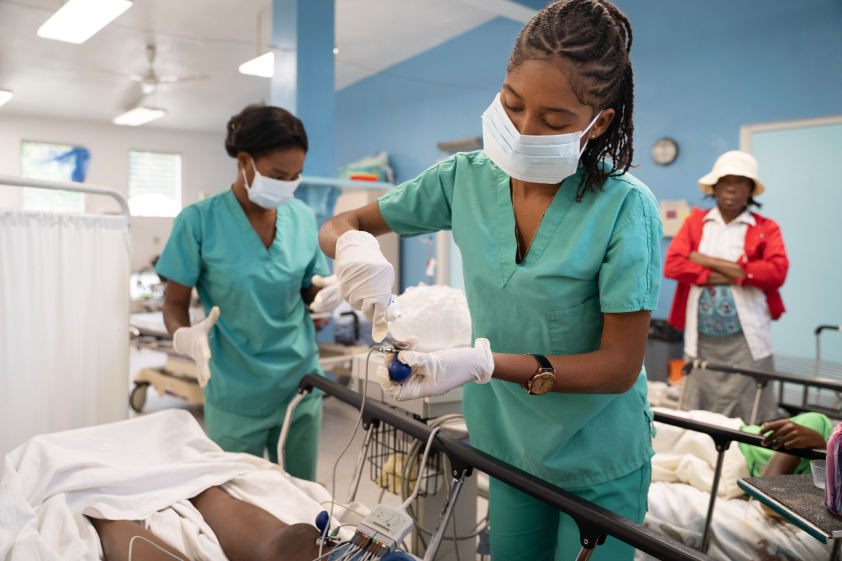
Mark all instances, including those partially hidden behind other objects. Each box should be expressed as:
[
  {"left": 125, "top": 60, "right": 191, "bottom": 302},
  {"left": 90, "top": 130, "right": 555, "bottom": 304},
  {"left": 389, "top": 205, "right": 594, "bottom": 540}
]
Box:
[{"left": 740, "top": 114, "right": 842, "bottom": 152}]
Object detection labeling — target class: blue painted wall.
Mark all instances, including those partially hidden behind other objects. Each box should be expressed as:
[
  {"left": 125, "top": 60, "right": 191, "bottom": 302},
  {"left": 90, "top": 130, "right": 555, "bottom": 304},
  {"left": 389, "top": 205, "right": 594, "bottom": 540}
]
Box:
[
  {"left": 336, "top": 18, "right": 522, "bottom": 289},
  {"left": 751, "top": 123, "right": 842, "bottom": 362},
  {"left": 336, "top": 1, "right": 842, "bottom": 302}
]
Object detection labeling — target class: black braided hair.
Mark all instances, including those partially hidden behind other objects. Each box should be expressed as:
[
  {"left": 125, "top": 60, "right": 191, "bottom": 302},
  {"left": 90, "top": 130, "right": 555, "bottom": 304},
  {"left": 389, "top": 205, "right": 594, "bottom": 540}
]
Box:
[{"left": 508, "top": 0, "right": 634, "bottom": 201}]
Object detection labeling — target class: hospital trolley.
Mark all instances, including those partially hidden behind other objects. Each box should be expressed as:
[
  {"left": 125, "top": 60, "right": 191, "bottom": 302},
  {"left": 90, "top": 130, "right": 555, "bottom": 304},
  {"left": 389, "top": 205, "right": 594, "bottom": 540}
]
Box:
[{"left": 281, "top": 374, "right": 713, "bottom": 561}]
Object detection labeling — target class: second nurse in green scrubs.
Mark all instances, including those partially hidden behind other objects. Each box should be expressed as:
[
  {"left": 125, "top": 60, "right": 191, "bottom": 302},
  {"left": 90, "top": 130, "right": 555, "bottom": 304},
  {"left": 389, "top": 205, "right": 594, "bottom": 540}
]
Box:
[
  {"left": 157, "top": 104, "right": 342, "bottom": 481},
  {"left": 320, "top": 1, "right": 661, "bottom": 559}
]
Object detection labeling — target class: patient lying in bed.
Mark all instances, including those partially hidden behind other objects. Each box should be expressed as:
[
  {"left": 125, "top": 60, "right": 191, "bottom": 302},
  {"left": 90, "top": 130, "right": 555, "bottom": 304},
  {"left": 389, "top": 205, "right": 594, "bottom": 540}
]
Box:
[
  {"left": 89, "top": 487, "right": 330, "bottom": 561},
  {"left": 0, "top": 410, "right": 355, "bottom": 561}
]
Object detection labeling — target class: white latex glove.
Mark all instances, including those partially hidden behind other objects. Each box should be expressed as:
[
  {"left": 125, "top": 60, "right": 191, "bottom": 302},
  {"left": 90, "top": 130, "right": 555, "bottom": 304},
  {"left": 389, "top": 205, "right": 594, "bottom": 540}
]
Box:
[
  {"left": 334, "top": 230, "right": 401, "bottom": 342},
  {"left": 309, "top": 274, "right": 343, "bottom": 313},
  {"left": 377, "top": 337, "right": 494, "bottom": 401},
  {"left": 172, "top": 306, "right": 219, "bottom": 388}
]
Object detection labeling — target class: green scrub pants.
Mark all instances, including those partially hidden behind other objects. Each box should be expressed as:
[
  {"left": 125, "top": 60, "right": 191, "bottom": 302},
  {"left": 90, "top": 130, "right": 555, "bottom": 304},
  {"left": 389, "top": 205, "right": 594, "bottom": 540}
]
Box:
[
  {"left": 488, "top": 462, "right": 651, "bottom": 561},
  {"left": 204, "top": 393, "right": 322, "bottom": 481}
]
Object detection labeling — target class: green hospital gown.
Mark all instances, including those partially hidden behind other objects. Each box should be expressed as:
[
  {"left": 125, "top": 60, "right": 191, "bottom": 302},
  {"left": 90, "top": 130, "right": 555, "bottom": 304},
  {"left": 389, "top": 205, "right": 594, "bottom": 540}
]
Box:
[
  {"left": 740, "top": 412, "right": 835, "bottom": 477},
  {"left": 378, "top": 152, "right": 663, "bottom": 489}
]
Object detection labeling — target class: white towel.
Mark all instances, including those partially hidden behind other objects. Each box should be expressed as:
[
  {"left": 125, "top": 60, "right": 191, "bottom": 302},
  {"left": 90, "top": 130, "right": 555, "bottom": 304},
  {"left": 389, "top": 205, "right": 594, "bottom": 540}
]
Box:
[
  {"left": 0, "top": 410, "right": 354, "bottom": 561},
  {"left": 651, "top": 408, "right": 751, "bottom": 499}
]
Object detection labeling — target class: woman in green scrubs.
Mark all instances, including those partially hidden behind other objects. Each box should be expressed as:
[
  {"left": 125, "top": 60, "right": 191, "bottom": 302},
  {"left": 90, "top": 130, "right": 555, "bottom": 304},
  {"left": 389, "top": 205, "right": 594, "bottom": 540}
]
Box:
[
  {"left": 320, "top": 1, "right": 661, "bottom": 559},
  {"left": 156, "top": 104, "right": 341, "bottom": 481}
]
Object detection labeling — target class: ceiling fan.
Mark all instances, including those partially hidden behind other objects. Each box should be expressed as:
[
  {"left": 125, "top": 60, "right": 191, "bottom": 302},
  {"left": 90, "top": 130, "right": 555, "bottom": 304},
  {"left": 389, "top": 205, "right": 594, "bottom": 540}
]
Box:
[{"left": 102, "top": 45, "right": 209, "bottom": 95}]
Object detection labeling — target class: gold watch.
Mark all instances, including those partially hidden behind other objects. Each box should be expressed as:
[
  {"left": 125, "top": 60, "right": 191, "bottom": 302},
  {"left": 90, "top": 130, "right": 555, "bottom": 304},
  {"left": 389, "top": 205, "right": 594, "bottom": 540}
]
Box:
[{"left": 523, "top": 354, "right": 556, "bottom": 395}]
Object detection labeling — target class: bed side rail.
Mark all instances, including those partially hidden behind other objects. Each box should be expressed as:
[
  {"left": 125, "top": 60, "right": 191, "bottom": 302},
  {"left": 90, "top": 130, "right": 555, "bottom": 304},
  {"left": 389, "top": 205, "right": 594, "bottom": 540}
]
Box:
[
  {"left": 297, "top": 374, "right": 713, "bottom": 561},
  {"left": 653, "top": 410, "right": 825, "bottom": 553},
  {"left": 681, "top": 359, "right": 842, "bottom": 393},
  {"left": 653, "top": 411, "right": 825, "bottom": 461}
]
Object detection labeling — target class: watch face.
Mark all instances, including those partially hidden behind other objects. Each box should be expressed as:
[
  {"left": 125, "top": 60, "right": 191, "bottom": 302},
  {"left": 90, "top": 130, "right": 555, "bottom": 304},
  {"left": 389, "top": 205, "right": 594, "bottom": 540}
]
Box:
[{"left": 531, "top": 373, "right": 555, "bottom": 395}]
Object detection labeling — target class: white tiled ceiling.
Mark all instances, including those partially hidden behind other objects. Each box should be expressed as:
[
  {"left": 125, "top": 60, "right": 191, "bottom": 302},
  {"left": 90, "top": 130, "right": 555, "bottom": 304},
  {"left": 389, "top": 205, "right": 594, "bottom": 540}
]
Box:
[{"left": 0, "top": 0, "right": 535, "bottom": 131}]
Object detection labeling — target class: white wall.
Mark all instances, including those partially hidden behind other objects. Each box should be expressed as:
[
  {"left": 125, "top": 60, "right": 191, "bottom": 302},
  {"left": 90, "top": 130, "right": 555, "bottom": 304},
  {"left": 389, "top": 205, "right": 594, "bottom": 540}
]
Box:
[{"left": 0, "top": 114, "right": 235, "bottom": 270}]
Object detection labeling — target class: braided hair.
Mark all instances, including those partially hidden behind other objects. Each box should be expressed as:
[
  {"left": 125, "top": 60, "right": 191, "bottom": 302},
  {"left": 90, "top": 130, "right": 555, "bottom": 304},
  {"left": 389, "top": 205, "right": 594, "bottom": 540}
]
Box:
[{"left": 508, "top": 0, "right": 634, "bottom": 201}]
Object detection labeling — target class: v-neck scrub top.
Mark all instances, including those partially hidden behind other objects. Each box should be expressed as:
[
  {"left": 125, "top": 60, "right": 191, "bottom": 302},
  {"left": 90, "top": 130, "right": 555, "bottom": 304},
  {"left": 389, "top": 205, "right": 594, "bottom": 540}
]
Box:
[
  {"left": 378, "top": 152, "right": 663, "bottom": 489},
  {"left": 156, "top": 189, "right": 330, "bottom": 416}
]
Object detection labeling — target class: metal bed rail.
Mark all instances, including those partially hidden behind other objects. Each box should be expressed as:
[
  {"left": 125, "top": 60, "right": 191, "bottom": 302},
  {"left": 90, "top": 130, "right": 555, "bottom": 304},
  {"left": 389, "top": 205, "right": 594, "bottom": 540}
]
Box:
[
  {"left": 0, "top": 174, "right": 132, "bottom": 226},
  {"left": 286, "top": 374, "right": 713, "bottom": 561},
  {"left": 653, "top": 410, "right": 825, "bottom": 554},
  {"left": 680, "top": 359, "right": 842, "bottom": 423}
]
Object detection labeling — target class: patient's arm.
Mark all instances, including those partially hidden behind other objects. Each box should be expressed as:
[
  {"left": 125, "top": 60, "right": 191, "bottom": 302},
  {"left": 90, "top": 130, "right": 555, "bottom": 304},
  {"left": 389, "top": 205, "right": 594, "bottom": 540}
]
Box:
[
  {"left": 762, "top": 452, "right": 802, "bottom": 477},
  {"left": 89, "top": 518, "right": 188, "bottom": 561},
  {"left": 190, "top": 486, "right": 332, "bottom": 561}
]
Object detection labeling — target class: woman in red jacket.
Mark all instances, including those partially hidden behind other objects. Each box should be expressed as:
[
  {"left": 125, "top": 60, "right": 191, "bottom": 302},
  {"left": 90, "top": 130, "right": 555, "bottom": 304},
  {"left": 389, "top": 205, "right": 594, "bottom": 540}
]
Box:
[{"left": 665, "top": 151, "right": 789, "bottom": 422}]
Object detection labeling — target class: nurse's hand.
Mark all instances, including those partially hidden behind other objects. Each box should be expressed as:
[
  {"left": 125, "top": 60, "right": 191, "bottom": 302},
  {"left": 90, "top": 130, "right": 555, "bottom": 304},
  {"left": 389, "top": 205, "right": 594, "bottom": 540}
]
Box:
[
  {"left": 309, "top": 274, "right": 343, "bottom": 313},
  {"left": 377, "top": 338, "right": 494, "bottom": 401},
  {"left": 334, "top": 231, "right": 399, "bottom": 342},
  {"left": 173, "top": 306, "right": 219, "bottom": 388}
]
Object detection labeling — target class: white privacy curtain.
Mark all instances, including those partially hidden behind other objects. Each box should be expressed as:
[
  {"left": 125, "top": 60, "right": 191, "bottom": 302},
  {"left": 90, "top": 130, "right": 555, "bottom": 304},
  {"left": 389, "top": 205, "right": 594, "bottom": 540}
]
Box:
[{"left": 0, "top": 210, "right": 130, "bottom": 456}]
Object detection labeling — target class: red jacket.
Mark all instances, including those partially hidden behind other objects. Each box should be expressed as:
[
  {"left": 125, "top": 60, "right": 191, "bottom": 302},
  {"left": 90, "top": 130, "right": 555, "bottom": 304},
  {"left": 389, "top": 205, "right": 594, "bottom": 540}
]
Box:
[{"left": 664, "top": 207, "right": 789, "bottom": 330}]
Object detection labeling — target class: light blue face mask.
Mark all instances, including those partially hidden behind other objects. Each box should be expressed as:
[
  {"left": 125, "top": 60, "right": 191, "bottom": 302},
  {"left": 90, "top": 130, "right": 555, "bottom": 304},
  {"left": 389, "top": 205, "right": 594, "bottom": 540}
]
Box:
[
  {"left": 242, "top": 156, "right": 301, "bottom": 209},
  {"left": 482, "top": 93, "right": 602, "bottom": 184}
]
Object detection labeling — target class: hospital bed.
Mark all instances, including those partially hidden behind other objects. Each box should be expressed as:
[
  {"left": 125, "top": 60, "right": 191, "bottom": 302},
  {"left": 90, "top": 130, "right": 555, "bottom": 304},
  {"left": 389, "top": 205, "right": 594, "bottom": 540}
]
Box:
[
  {"left": 648, "top": 411, "right": 831, "bottom": 560},
  {"left": 282, "top": 374, "right": 713, "bottom": 561},
  {"left": 679, "top": 359, "right": 842, "bottom": 424},
  {"left": 128, "top": 311, "right": 367, "bottom": 412}
]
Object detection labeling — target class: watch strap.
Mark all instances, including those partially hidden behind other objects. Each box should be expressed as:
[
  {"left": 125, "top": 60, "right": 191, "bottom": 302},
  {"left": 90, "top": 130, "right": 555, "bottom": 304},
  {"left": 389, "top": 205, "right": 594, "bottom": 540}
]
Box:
[{"left": 526, "top": 353, "right": 554, "bottom": 372}]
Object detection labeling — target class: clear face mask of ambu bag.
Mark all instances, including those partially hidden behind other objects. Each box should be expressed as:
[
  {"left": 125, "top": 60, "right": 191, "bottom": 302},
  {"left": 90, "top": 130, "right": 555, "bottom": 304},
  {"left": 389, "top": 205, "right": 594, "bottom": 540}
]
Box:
[
  {"left": 482, "top": 93, "right": 602, "bottom": 184},
  {"left": 242, "top": 156, "right": 301, "bottom": 209}
]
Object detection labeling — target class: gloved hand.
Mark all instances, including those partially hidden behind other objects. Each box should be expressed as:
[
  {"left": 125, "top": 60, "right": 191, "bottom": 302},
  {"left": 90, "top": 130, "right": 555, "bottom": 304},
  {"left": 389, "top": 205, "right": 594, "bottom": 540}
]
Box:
[
  {"left": 309, "top": 274, "right": 343, "bottom": 313},
  {"left": 172, "top": 306, "right": 219, "bottom": 388},
  {"left": 334, "top": 230, "right": 400, "bottom": 342},
  {"left": 377, "top": 337, "right": 494, "bottom": 401}
]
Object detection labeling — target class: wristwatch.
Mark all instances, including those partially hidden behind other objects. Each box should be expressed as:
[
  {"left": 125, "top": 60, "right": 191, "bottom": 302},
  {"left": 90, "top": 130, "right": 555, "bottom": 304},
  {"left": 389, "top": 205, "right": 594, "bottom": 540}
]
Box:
[{"left": 523, "top": 354, "right": 556, "bottom": 395}]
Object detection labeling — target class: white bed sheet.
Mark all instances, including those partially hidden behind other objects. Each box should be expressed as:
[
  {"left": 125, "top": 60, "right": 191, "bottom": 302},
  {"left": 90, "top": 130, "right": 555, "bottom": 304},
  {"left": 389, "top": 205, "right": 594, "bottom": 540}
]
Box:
[
  {"left": 636, "top": 481, "right": 832, "bottom": 561},
  {"left": 0, "top": 410, "right": 355, "bottom": 561}
]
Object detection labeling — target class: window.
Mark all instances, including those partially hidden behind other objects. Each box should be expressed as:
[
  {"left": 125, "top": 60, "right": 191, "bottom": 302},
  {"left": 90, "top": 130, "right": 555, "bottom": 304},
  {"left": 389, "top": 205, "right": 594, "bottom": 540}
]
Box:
[
  {"left": 21, "top": 141, "right": 90, "bottom": 213},
  {"left": 128, "top": 151, "right": 182, "bottom": 217}
]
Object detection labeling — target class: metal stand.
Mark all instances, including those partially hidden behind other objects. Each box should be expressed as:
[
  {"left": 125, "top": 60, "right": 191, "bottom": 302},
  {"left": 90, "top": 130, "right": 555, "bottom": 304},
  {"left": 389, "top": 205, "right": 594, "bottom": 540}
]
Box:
[
  {"left": 278, "top": 390, "right": 308, "bottom": 472},
  {"left": 832, "top": 537, "right": 841, "bottom": 561},
  {"left": 345, "top": 424, "right": 374, "bottom": 503},
  {"left": 701, "top": 442, "right": 728, "bottom": 553},
  {"left": 749, "top": 382, "right": 766, "bottom": 425},
  {"left": 423, "top": 469, "right": 467, "bottom": 561}
]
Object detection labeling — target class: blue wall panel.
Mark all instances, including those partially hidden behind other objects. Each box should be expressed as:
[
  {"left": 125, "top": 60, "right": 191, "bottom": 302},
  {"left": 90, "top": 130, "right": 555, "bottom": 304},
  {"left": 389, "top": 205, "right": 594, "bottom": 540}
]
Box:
[{"left": 336, "top": 1, "right": 842, "bottom": 303}]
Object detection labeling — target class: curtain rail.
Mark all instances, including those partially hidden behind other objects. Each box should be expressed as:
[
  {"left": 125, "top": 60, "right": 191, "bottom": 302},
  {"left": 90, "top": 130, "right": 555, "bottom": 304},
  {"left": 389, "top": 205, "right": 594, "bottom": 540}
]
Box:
[{"left": 0, "top": 175, "right": 131, "bottom": 228}]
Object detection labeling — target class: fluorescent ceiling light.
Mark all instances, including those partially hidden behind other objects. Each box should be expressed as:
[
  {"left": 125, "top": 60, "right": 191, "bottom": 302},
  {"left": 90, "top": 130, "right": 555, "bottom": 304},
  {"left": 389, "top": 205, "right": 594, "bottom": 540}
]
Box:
[
  {"left": 113, "top": 107, "right": 166, "bottom": 126},
  {"left": 38, "top": 0, "right": 132, "bottom": 44},
  {"left": 239, "top": 52, "right": 274, "bottom": 78},
  {"left": 0, "top": 91, "right": 12, "bottom": 108}
]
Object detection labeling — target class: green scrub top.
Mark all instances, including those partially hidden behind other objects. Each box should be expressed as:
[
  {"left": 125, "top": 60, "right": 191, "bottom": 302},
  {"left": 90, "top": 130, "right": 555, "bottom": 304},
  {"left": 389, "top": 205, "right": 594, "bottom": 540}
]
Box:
[
  {"left": 378, "top": 152, "right": 663, "bottom": 489},
  {"left": 740, "top": 412, "right": 835, "bottom": 477},
  {"left": 156, "top": 189, "right": 330, "bottom": 416}
]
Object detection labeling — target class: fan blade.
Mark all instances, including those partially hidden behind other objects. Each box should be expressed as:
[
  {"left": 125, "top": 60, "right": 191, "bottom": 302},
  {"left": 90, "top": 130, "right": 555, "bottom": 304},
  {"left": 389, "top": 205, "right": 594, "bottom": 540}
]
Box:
[
  {"left": 92, "top": 67, "right": 137, "bottom": 79},
  {"left": 129, "top": 75, "right": 144, "bottom": 82},
  {"left": 159, "top": 75, "right": 210, "bottom": 84}
]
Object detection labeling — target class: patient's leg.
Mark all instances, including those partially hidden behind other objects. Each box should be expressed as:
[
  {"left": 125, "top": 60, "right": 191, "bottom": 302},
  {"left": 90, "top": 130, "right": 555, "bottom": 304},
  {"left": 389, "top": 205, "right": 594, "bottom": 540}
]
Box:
[
  {"left": 189, "top": 486, "right": 332, "bottom": 561},
  {"left": 89, "top": 518, "right": 188, "bottom": 561}
]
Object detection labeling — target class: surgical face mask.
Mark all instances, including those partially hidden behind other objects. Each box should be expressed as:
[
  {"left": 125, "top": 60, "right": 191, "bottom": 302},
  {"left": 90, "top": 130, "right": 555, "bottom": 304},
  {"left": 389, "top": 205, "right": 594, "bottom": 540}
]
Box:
[
  {"left": 242, "top": 157, "right": 301, "bottom": 209},
  {"left": 481, "top": 93, "right": 602, "bottom": 184}
]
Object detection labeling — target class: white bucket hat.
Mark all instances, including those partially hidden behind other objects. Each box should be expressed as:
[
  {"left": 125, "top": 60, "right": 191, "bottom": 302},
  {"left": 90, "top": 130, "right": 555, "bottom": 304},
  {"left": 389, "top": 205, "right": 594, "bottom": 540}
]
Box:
[{"left": 698, "top": 150, "right": 765, "bottom": 196}]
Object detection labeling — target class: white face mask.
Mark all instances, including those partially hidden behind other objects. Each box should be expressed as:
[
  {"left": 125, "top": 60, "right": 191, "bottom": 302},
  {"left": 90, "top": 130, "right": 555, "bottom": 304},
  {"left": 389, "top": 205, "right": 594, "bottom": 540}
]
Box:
[
  {"left": 482, "top": 93, "right": 602, "bottom": 184},
  {"left": 242, "top": 157, "right": 301, "bottom": 209}
]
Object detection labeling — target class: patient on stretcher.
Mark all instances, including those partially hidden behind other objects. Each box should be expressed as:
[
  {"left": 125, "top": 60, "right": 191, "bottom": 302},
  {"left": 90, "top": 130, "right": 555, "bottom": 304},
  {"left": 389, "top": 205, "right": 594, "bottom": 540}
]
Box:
[{"left": 89, "top": 486, "right": 331, "bottom": 561}]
